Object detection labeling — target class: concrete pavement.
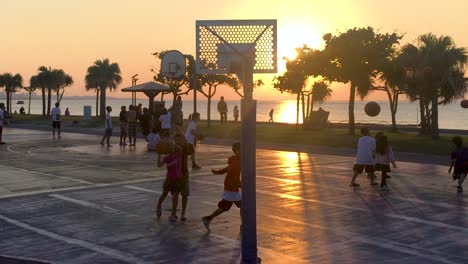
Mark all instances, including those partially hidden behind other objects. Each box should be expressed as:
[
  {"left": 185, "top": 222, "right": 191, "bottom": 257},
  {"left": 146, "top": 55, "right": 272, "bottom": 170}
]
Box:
[{"left": 0, "top": 127, "right": 466, "bottom": 263}]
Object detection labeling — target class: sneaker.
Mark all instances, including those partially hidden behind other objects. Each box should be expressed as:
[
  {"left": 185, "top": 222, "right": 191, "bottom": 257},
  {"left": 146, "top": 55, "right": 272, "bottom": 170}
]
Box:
[
  {"left": 457, "top": 186, "right": 463, "bottom": 192},
  {"left": 202, "top": 216, "right": 212, "bottom": 230},
  {"left": 349, "top": 183, "right": 360, "bottom": 187},
  {"left": 192, "top": 164, "right": 201, "bottom": 170}
]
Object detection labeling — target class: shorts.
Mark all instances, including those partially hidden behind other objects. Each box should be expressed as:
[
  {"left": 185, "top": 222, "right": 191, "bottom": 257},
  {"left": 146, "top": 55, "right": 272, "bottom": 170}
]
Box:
[
  {"left": 120, "top": 123, "right": 127, "bottom": 134},
  {"left": 52, "top": 121, "right": 61, "bottom": 129},
  {"left": 187, "top": 143, "right": 196, "bottom": 154},
  {"left": 375, "top": 163, "right": 391, "bottom": 173},
  {"left": 353, "top": 164, "right": 375, "bottom": 174},
  {"left": 163, "top": 178, "right": 183, "bottom": 195},
  {"left": 180, "top": 175, "right": 190, "bottom": 196},
  {"left": 128, "top": 122, "right": 137, "bottom": 137},
  {"left": 104, "top": 128, "right": 113, "bottom": 136},
  {"left": 218, "top": 199, "right": 241, "bottom": 211}
]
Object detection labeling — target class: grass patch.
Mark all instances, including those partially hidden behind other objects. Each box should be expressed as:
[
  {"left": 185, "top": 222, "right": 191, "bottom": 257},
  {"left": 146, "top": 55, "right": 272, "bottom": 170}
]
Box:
[{"left": 10, "top": 114, "right": 461, "bottom": 156}]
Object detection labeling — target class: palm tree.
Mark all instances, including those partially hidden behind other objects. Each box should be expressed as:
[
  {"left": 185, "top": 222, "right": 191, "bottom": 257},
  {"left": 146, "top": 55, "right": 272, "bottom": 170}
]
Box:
[
  {"left": 309, "top": 81, "right": 332, "bottom": 115},
  {"left": 402, "top": 34, "right": 467, "bottom": 138},
  {"left": 37, "top": 66, "right": 53, "bottom": 116},
  {"left": 26, "top": 76, "right": 39, "bottom": 115},
  {"left": 52, "top": 70, "right": 73, "bottom": 103},
  {"left": 273, "top": 70, "right": 308, "bottom": 130},
  {"left": 1, "top": 73, "right": 23, "bottom": 113},
  {"left": 85, "top": 59, "right": 122, "bottom": 118}
]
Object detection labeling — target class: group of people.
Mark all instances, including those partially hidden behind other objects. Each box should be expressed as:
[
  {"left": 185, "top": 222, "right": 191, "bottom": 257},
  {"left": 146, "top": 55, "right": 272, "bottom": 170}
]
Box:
[{"left": 217, "top": 96, "right": 241, "bottom": 123}]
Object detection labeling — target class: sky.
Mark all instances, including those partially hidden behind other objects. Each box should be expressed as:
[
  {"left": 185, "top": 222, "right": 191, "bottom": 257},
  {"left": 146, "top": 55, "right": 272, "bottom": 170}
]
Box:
[{"left": 1, "top": 0, "right": 467, "bottom": 101}]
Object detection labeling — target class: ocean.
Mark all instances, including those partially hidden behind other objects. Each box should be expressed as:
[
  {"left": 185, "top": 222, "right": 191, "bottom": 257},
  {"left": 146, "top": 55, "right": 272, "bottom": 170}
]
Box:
[{"left": 6, "top": 98, "right": 468, "bottom": 130}]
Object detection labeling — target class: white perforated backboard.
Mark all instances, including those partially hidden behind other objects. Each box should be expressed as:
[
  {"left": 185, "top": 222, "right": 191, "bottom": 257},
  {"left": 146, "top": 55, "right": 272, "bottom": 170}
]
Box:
[{"left": 196, "top": 20, "right": 277, "bottom": 75}]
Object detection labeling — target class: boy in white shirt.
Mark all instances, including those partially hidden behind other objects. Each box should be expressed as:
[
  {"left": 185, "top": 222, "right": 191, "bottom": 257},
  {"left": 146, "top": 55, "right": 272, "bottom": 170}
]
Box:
[
  {"left": 100, "top": 106, "right": 113, "bottom": 146},
  {"left": 51, "top": 102, "right": 62, "bottom": 139},
  {"left": 185, "top": 112, "right": 201, "bottom": 169},
  {"left": 350, "top": 127, "right": 377, "bottom": 186}
]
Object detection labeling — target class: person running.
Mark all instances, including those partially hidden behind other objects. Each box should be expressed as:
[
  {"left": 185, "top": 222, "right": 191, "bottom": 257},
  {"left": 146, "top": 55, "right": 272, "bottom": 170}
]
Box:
[
  {"left": 268, "top": 109, "right": 274, "bottom": 123},
  {"left": 156, "top": 143, "right": 182, "bottom": 222},
  {"left": 100, "top": 106, "right": 113, "bottom": 147},
  {"left": 375, "top": 135, "right": 397, "bottom": 188},
  {"left": 217, "top": 96, "right": 228, "bottom": 124},
  {"left": 51, "top": 102, "right": 62, "bottom": 139},
  {"left": 185, "top": 112, "right": 201, "bottom": 169},
  {"left": 174, "top": 133, "right": 190, "bottom": 221},
  {"left": 0, "top": 103, "right": 5, "bottom": 144},
  {"left": 119, "top": 106, "right": 128, "bottom": 146},
  {"left": 350, "top": 127, "right": 377, "bottom": 186},
  {"left": 233, "top": 105, "right": 239, "bottom": 122},
  {"left": 127, "top": 105, "right": 138, "bottom": 146},
  {"left": 449, "top": 136, "right": 468, "bottom": 193},
  {"left": 202, "top": 142, "right": 241, "bottom": 230}
]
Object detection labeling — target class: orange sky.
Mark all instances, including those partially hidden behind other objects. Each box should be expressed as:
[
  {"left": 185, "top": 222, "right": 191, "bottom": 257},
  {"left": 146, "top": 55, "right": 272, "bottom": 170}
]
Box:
[{"left": 1, "top": 0, "right": 467, "bottom": 102}]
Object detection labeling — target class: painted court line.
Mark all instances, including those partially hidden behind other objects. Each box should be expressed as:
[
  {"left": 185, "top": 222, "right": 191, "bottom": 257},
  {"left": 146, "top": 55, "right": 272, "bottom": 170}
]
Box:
[
  {"left": 267, "top": 215, "right": 463, "bottom": 264},
  {"left": 49, "top": 194, "right": 139, "bottom": 217},
  {"left": 0, "top": 214, "right": 150, "bottom": 264},
  {"left": 256, "top": 174, "right": 468, "bottom": 211},
  {"left": 0, "top": 164, "right": 93, "bottom": 185},
  {"left": 192, "top": 179, "right": 468, "bottom": 232}
]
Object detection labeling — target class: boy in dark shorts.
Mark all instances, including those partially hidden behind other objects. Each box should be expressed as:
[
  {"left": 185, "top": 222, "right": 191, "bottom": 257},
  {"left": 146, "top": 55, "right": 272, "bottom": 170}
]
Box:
[
  {"left": 202, "top": 142, "right": 241, "bottom": 230},
  {"left": 174, "top": 133, "right": 190, "bottom": 221},
  {"left": 156, "top": 143, "right": 182, "bottom": 222},
  {"left": 449, "top": 136, "right": 468, "bottom": 192},
  {"left": 350, "top": 127, "right": 377, "bottom": 186}
]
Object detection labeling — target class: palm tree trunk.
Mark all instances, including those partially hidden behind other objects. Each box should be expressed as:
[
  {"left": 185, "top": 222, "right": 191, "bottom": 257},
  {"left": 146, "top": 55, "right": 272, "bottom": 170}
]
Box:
[
  {"left": 95, "top": 89, "right": 99, "bottom": 117},
  {"left": 57, "top": 90, "right": 60, "bottom": 103},
  {"left": 28, "top": 91, "right": 32, "bottom": 115},
  {"left": 6, "top": 90, "right": 10, "bottom": 113},
  {"left": 296, "top": 93, "right": 300, "bottom": 131},
  {"left": 100, "top": 87, "right": 106, "bottom": 118},
  {"left": 431, "top": 94, "right": 439, "bottom": 139},
  {"left": 306, "top": 94, "right": 311, "bottom": 119},
  {"left": 384, "top": 87, "right": 397, "bottom": 131},
  {"left": 41, "top": 88, "right": 46, "bottom": 116},
  {"left": 418, "top": 99, "right": 426, "bottom": 134},
  {"left": 348, "top": 83, "right": 355, "bottom": 135},
  {"left": 207, "top": 96, "right": 212, "bottom": 127},
  {"left": 301, "top": 92, "right": 305, "bottom": 125},
  {"left": 47, "top": 88, "right": 52, "bottom": 116}
]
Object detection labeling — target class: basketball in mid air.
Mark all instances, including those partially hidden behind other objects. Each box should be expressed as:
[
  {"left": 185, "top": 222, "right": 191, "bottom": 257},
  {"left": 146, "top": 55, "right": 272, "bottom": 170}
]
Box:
[{"left": 364, "top": 102, "right": 381, "bottom": 117}]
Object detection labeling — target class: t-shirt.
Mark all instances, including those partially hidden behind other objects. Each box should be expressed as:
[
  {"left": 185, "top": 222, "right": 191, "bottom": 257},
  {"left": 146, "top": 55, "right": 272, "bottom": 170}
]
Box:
[
  {"left": 51, "top": 107, "right": 61, "bottom": 122},
  {"left": 119, "top": 111, "right": 127, "bottom": 122},
  {"left": 127, "top": 110, "right": 137, "bottom": 122},
  {"left": 146, "top": 133, "right": 160, "bottom": 150},
  {"left": 185, "top": 121, "right": 197, "bottom": 144},
  {"left": 355, "top": 136, "right": 375, "bottom": 165},
  {"left": 159, "top": 112, "right": 172, "bottom": 129},
  {"left": 217, "top": 101, "right": 228, "bottom": 113},
  {"left": 0, "top": 108, "right": 4, "bottom": 126},
  {"left": 224, "top": 155, "right": 241, "bottom": 192},
  {"left": 375, "top": 145, "right": 395, "bottom": 165},
  {"left": 451, "top": 147, "right": 468, "bottom": 174},
  {"left": 105, "top": 112, "right": 112, "bottom": 129},
  {"left": 163, "top": 153, "right": 182, "bottom": 179}
]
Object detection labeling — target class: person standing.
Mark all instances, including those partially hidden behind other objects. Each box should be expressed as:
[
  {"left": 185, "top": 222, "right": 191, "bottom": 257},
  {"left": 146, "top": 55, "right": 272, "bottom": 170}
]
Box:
[
  {"left": 119, "top": 106, "right": 128, "bottom": 146},
  {"left": 139, "top": 107, "right": 152, "bottom": 139},
  {"left": 127, "top": 105, "right": 138, "bottom": 146},
  {"left": 185, "top": 112, "right": 201, "bottom": 169},
  {"left": 159, "top": 107, "right": 172, "bottom": 134},
  {"left": 233, "top": 105, "right": 239, "bottom": 122},
  {"left": 350, "top": 127, "right": 377, "bottom": 186},
  {"left": 375, "top": 135, "right": 397, "bottom": 188},
  {"left": 217, "top": 96, "right": 228, "bottom": 124},
  {"left": 100, "top": 106, "right": 113, "bottom": 147},
  {"left": 51, "top": 102, "right": 62, "bottom": 140},
  {"left": 0, "top": 103, "right": 5, "bottom": 144}
]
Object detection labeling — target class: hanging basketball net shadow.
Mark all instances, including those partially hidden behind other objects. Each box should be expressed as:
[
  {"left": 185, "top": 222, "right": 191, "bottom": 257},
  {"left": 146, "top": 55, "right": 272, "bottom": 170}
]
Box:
[{"left": 196, "top": 20, "right": 277, "bottom": 85}]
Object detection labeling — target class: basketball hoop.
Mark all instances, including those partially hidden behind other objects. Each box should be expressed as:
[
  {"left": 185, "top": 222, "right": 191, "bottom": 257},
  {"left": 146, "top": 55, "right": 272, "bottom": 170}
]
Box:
[{"left": 161, "top": 50, "right": 186, "bottom": 79}]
